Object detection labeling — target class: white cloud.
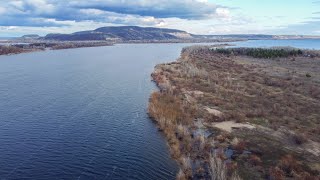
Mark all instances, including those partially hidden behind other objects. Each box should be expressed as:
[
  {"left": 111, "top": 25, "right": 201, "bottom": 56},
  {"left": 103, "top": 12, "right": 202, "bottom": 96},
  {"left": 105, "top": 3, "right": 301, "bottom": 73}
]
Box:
[
  {"left": 215, "top": 8, "right": 230, "bottom": 19},
  {"left": 7, "top": 0, "right": 56, "bottom": 15},
  {"left": 0, "top": 7, "right": 6, "bottom": 15},
  {"left": 0, "top": 0, "right": 317, "bottom": 36},
  {"left": 29, "top": 0, "right": 56, "bottom": 14},
  {"left": 196, "top": 0, "right": 208, "bottom": 2},
  {"left": 9, "top": 1, "right": 25, "bottom": 10},
  {"left": 79, "top": 9, "right": 106, "bottom": 16}
]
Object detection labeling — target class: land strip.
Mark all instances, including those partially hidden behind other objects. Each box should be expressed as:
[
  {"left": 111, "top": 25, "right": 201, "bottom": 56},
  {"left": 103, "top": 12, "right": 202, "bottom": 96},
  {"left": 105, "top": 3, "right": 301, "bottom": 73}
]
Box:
[{"left": 148, "top": 46, "right": 320, "bottom": 179}]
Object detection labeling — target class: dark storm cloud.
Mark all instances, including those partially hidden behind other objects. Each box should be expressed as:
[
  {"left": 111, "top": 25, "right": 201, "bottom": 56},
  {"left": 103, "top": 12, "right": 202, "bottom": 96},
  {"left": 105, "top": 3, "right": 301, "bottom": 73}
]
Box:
[
  {"left": 0, "top": 0, "right": 223, "bottom": 27},
  {"left": 68, "top": 0, "right": 221, "bottom": 19}
]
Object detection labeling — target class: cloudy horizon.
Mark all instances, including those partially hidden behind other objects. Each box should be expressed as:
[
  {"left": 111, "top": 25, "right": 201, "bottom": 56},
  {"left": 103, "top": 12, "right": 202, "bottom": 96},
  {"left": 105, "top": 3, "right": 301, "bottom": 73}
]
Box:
[{"left": 0, "top": 0, "right": 319, "bottom": 37}]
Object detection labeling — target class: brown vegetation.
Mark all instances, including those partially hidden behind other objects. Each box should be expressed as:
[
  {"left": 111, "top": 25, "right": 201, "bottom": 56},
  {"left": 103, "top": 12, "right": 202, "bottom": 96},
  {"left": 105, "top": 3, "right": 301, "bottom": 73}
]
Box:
[
  {"left": 50, "top": 41, "right": 112, "bottom": 50},
  {"left": 0, "top": 45, "right": 32, "bottom": 55},
  {"left": 149, "top": 45, "right": 320, "bottom": 179},
  {"left": 0, "top": 41, "right": 112, "bottom": 56}
]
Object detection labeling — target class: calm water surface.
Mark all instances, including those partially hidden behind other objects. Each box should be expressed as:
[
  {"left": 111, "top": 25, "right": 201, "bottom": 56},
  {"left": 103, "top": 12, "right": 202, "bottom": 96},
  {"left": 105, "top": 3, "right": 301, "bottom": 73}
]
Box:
[
  {"left": 0, "top": 40, "right": 318, "bottom": 179},
  {"left": 0, "top": 44, "right": 195, "bottom": 180}
]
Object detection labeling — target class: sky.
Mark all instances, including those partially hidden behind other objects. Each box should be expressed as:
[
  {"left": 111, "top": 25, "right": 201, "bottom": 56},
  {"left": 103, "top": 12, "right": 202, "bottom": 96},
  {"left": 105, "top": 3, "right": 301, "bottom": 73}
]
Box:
[{"left": 0, "top": 0, "right": 319, "bottom": 37}]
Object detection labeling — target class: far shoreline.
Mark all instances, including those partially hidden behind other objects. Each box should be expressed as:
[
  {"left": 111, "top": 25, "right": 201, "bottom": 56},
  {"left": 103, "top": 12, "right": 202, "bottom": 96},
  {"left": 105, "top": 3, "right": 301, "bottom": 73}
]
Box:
[
  {"left": 2, "top": 38, "right": 320, "bottom": 57},
  {"left": 0, "top": 40, "right": 237, "bottom": 56}
]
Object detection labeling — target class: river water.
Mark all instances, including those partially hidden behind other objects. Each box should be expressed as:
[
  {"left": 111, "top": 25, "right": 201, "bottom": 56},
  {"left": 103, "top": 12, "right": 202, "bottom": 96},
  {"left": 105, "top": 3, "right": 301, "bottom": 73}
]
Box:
[
  {"left": 0, "top": 40, "right": 319, "bottom": 179},
  {"left": 0, "top": 44, "right": 190, "bottom": 179}
]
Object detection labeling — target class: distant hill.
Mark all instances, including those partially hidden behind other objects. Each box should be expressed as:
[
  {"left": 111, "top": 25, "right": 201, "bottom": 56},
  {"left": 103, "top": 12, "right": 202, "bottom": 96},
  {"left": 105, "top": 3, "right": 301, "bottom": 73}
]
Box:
[
  {"left": 33, "top": 26, "right": 320, "bottom": 42},
  {"left": 21, "top": 34, "right": 41, "bottom": 39},
  {"left": 43, "top": 26, "right": 193, "bottom": 41}
]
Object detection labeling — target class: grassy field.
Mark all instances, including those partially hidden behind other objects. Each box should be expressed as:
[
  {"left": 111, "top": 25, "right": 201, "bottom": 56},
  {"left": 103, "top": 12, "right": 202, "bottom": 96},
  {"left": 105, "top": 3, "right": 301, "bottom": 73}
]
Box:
[{"left": 149, "top": 46, "right": 320, "bottom": 179}]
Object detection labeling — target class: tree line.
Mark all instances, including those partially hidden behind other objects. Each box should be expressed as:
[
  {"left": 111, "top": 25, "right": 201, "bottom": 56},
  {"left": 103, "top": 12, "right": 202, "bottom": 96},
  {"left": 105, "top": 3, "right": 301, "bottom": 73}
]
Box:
[{"left": 214, "top": 47, "right": 304, "bottom": 58}]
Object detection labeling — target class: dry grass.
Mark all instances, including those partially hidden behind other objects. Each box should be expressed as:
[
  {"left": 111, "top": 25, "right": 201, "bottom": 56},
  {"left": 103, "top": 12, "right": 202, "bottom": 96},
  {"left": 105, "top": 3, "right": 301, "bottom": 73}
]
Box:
[
  {"left": 148, "top": 92, "right": 196, "bottom": 178},
  {"left": 176, "top": 169, "right": 187, "bottom": 180},
  {"left": 268, "top": 154, "right": 318, "bottom": 179},
  {"left": 149, "top": 46, "right": 320, "bottom": 179},
  {"left": 0, "top": 45, "right": 32, "bottom": 55},
  {"left": 278, "top": 155, "right": 301, "bottom": 175},
  {"left": 249, "top": 155, "right": 262, "bottom": 166},
  {"left": 233, "top": 141, "right": 246, "bottom": 153},
  {"left": 167, "top": 46, "right": 320, "bottom": 141},
  {"left": 209, "top": 153, "right": 242, "bottom": 180},
  {"left": 209, "top": 154, "right": 227, "bottom": 180},
  {"left": 148, "top": 92, "right": 181, "bottom": 126},
  {"left": 269, "top": 167, "right": 285, "bottom": 180}
]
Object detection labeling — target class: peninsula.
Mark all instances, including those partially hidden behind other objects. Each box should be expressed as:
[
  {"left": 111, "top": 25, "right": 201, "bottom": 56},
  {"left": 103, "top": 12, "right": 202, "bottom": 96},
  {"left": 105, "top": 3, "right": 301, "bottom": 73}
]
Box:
[{"left": 149, "top": 46, "right": 320, "bottom": 179}]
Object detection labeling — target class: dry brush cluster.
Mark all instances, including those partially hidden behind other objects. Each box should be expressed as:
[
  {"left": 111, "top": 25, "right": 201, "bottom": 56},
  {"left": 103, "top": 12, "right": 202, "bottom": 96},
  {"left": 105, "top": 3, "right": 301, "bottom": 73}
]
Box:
[
  {"left": 182, "top": 46, "right": 320, "bottom": 141},
  {"left": 149, "top": 54, "right": 244, "bottom": 179},
  {"left": 0, "top": 45, "right": 26, "bottom": 55},
  {"left": 149, "top": 46, "right": 320, "bottom": 179}
]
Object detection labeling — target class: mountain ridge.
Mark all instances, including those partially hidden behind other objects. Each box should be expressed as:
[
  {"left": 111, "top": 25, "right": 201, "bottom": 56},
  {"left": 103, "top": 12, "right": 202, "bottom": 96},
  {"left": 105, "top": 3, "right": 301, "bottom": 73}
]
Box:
[
  {"left": 19, "top": 26, "right": 320, "bottom": 42},
  {"left": 43, "top": 26, "right": 193, "bottom": 41}
]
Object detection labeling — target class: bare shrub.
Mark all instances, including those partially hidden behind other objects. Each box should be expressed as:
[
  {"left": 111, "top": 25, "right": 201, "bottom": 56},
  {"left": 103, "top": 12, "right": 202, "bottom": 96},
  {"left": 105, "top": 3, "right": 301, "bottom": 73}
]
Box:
[
  {"left": 170, "top": 139, "right": 181, "bottom": 159},
  {"left": 292, "top": 133, "right": 307, "bottom": 145},
  {"left": 181, "top": 156, "right": 192, "bottom": 178},
  {"left": 233, "top": 141, "right": 246, "bottom": 153},
  {"left": 180, "top": 61, "right": 208, "bottom": 78},
  {"left": 278, "top": 155, "right": 300, "bottom": 175},
  {"left": 230, "top": 172, "right": 242, "bottom": 180},
  {"left": 148, "top": 92, "right": 184, "bottom": 127},
  {"left": 176, "top": 124, "right": 189, "bottom": 139},
  {"left": 249, "top": 155, "right": 262, "bottom": 166},
  {"left": 176, "top": 169, "right": 187, "bottom": 180},
  {"left": 209, "top": 153, "right": 242, "bottom": 180},
  {"left": 198, "top": 134, "right": 205, "bottom": 151},
  {"left": 269, "top": 167, "right": 285, "bottom": 180},
  {"left": 0, "top": 45, "right": 24, "bottom": 55},
  {"left": 209, "top": 154, "right": 227, "bottom": 180},
  {"left": 304, "top": 49, "right": 320, "bottom": 58},
  {"left": 228, "top": 111, "right": 246, "bottom": 123}
]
